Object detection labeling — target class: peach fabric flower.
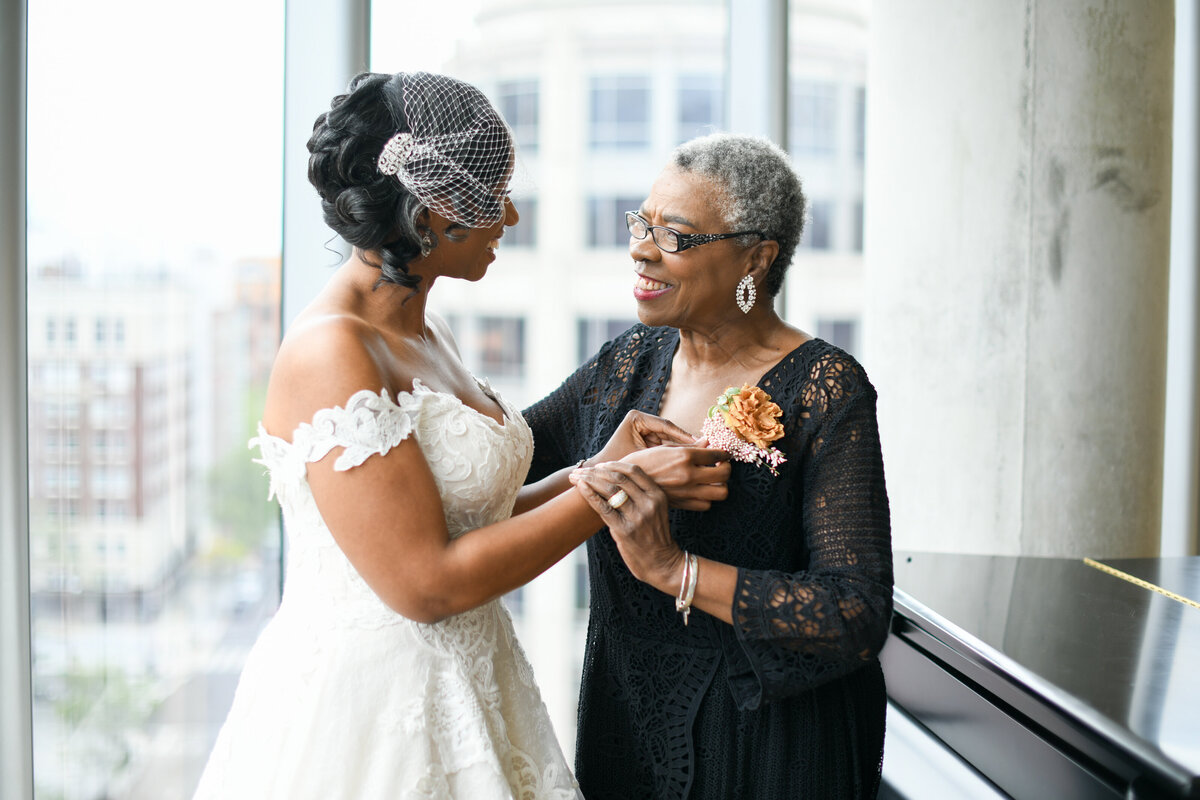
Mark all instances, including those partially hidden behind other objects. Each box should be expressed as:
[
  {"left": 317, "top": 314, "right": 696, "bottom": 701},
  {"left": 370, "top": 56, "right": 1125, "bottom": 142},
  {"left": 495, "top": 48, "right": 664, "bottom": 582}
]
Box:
[
  {"left": 722, "top": 384, "right": 785, "bottom": 449},
  {"left": 702, "top": 384, "right": 788, "bottom": 476}
]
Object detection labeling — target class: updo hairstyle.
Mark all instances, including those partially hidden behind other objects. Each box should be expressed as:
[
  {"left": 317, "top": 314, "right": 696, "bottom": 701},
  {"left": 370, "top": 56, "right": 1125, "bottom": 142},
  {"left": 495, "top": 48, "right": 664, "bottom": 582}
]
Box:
[{"left": 306, "top": 72, "right": 514, "bottom": 290}]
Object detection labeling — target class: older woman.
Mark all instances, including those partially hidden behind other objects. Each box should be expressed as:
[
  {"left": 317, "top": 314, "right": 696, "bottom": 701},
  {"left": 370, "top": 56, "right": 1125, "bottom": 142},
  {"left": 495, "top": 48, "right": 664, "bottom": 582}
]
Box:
[{"left": 524, "top": 133, "right": 893, "bottom": 799}]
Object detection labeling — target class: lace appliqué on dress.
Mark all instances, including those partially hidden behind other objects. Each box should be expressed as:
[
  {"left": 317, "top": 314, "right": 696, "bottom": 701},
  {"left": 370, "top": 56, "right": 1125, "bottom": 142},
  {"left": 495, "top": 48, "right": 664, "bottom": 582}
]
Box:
[{"left": 196, "top": 381, "right": 579, "bottom": 800}]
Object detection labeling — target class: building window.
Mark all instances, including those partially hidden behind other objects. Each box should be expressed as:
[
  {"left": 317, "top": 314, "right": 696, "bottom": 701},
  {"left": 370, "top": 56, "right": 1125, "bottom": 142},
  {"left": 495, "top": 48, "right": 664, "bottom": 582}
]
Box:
[
  {"left": 497, "top": 79, "right": 539, "bottom": 152},
  {"left": 475, "top": 317, "right": 525, "bottom": 379},
  {"left": 677, "top": 74, "right": 722, "bottom": 143},
  {"left": 817, "top": 319, "right": 859, "bottom": 355},
  {"left": 854, "top": 86, "right": 866, "bottom": 161},
  {"left": 95, "top": 318, "right": 106, "bottom": 345},
  {"left": 589, "top": 76, "right": 650, "bottom": 149},
  {"left": 577, "top": 317, "right": 638, "bottom": 364},
  {"left": 790, "top": 80, "right": 838, "bottom": 157},
  {"left": 803, "top": 200, "right": 833, "bottom": 250},
  {"left": 588, "top": 196, "right": 642, "bottom": 248},
  {"left": 575, "top": 557, "right": 589, "bottom": 611},
  {"left": 64, "top": 430, "right": 79, "bottom": 458},
  {"left": 46, "top": 318, "right": 56, "bottom": 344},
  {"left": 64, "top": 317, "right": 77, "bottom": 347},
  {"left": 853, "top": 201, "right": 864, "bottom": 252},
  {"left": 507, "top": 198, "right": 537, "bottom": 247}
]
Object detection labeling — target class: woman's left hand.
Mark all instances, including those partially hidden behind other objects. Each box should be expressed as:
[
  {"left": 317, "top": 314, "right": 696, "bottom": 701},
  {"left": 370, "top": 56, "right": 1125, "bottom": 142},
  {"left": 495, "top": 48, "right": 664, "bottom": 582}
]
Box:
[{"left": 570, "top": 462, "right": 683, "bottom": 591}]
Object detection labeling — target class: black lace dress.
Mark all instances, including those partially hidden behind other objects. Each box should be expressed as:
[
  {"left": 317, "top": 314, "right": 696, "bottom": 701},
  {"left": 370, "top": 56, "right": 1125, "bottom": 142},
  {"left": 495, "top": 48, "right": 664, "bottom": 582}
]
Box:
[{"left": 523, "top": 325, "right": 893, "bottom": 800}]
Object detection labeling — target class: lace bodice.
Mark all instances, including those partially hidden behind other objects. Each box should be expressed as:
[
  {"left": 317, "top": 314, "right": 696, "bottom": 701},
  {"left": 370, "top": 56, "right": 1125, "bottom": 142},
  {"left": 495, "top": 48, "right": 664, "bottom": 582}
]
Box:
[{"left": 249, "top": 379, "right": 533, "bottom": 630}]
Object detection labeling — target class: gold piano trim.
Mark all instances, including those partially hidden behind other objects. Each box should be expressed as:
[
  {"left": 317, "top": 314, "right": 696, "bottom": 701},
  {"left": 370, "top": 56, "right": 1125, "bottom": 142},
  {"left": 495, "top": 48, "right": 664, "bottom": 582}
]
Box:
[{"left": 1083, "top": 557, "right": 1200, "bottom": 610}]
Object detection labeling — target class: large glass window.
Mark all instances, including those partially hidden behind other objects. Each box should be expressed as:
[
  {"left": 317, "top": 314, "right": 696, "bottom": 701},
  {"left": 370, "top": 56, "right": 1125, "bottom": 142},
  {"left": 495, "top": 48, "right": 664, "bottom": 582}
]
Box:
[
  {"left": 803, "top": 199, "right": 833, "bottom": 250},
  {"left": 577, "top": 317, "right": 639, "bottom": 364},
  {"left": 588, "top": 196, "right": 643, "bottom": 248},
  {"left": 589, "top": 76, "right": 651, "bottom": 149},
  {"left": 816, "top": 318, "right": 860, "bottom": 356},
  {"left": 26, "top": 0, "right": 284, "bottom": 796},
  {"left": 474, "top": 316, "right": 527, "bottom": 379},
  {"left": 677, "top": 74, "right": 723, "bottom": 143},
  {"left": 497, "top": 79, "right": 540, "bottom": 153},
  {"left": 507, "top": 197, "right": 538, "bottom": 248},
  {"left": 790, "top": 79, "right": 838, "bottom": 157}
]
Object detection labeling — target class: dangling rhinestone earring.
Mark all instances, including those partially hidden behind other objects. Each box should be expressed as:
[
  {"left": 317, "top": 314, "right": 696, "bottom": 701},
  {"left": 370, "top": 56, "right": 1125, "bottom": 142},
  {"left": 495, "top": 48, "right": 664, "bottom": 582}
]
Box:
[
  {"left": 420, "top": 232, "right": 433, "bottom": 257},
  {"left": 736, "top": 275, "right": 756, "bottom": 314}
]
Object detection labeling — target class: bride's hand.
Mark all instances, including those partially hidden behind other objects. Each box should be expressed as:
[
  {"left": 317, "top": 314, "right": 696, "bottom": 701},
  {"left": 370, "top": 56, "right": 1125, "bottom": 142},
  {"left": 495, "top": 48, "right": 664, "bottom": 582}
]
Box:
[
  {"left": 593, "top": 410, "right": 696, "bottom": 463},
  {"left": 570, "top": 462, "right": 683, "bottom": 591},
  {"left": 611, "top": 446, "right": 730, "bottom": 511}
]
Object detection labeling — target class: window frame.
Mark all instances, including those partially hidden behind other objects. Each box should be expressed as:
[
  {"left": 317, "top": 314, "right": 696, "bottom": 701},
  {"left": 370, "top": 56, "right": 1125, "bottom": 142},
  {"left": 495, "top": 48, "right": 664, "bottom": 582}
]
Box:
[
  {"left": 588, "top": 74, "right": 652, "bottom": 149},
  {"left": 1, "top": 0, "right": 33, "bottom": 797}
]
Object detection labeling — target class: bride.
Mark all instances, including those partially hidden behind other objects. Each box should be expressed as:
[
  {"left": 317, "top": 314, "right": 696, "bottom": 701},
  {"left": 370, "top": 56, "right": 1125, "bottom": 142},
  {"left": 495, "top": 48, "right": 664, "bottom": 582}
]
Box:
[{"left": 192, "top": 72, "right": 729, "bottom": 799}]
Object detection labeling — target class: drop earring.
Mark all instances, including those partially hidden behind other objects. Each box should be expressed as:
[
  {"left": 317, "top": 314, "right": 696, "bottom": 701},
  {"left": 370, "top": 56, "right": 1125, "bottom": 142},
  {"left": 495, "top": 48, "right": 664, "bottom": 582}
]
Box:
[
  {"left": 420, "top": 232, "right": 433, "bottom": 257},
  {"left": 736, "top": 275, "right": 756, "bottom": 314}
]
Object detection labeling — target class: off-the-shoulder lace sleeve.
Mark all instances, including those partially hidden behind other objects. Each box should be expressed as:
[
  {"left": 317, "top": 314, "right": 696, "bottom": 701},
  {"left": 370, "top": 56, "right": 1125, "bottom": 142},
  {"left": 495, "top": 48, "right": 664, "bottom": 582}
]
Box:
[
  {"left": 727, "top": 352, "right": 893, "bottom": 710},
  {"left": 292, "top": 388, "right": 416, "bottom": 470},
  {"left": 249, "top": 388, "right": 419, "bottom": 502}
]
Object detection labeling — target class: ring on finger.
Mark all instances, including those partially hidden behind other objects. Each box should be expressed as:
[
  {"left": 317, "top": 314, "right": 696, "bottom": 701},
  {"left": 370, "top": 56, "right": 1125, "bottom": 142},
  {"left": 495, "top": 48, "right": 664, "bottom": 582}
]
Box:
[{"left": 608, "top": 489, "right": 629, "bottom": 509}]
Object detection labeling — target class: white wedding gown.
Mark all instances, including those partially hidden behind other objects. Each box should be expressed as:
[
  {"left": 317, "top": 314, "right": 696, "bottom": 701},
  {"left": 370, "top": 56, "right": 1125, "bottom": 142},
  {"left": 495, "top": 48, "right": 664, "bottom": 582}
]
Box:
[{"left": 193, "top": 380, "right": 581, "bottom": 800}]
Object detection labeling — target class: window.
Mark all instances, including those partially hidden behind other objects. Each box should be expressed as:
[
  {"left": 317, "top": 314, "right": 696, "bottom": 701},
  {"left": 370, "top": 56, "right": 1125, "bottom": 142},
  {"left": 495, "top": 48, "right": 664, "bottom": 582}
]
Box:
[
  {"left": 790, "top": 80, "right": 838, "bottom": 157},
  {"left": 854, "top": 86, "right": 866, "bottom": 161},
  {"left": 677, "top": 74, "right": 722, "bottom": 143},
  {"left": 575, "top": 558, "right": 589, "bottom": 612},
  {"left": 475, "top": 317, "right": 526, "bottom": 379},
  {"left": 507, "top": 197, "right": 537, "bottom": 247},
  {"left": 588, "top": 196, "right": 643, "bottom": 248},
  {"left": 25, "top": 1, "right": 284, "bottom": 796},
  {"left": 497, "top": 79, "right": 539, "bottom": 152},
  {"left": 817, "top": 319, "right": 859, "bottom": 355},
  {"left": 803, "top": 200, "right": 833, "bottom": 250},
  {"left": 853, "top": 200, "right": 864, "bottom": 252},
  {"left": 577, "top": 317, "right": 638, "bottom": 364},
  {"left": 589, "top": 76, "right": 651, "bottom": 148}
]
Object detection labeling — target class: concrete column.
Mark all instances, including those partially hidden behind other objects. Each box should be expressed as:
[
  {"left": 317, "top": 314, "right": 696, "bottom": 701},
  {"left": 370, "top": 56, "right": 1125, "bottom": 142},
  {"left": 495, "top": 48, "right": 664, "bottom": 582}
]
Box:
[
  {"left": 865, "top": 1, "right": 1174, "bottom": 557},
  {"left": 0, "top": 0, "right": 33, "bottom": 796}
]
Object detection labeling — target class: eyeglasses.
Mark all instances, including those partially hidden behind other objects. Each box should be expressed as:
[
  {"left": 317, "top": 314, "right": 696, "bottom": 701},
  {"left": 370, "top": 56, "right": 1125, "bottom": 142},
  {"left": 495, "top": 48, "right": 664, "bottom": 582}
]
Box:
[{"left": 625, "top": 211, "right": 768, "bottom": 253}]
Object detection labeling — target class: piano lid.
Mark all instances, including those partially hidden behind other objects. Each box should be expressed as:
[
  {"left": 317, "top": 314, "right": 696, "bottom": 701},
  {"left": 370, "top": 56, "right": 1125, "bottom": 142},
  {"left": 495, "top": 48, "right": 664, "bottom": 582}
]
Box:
[{"left": 893, "top": 553, "right": 1200, "bottom": 784}]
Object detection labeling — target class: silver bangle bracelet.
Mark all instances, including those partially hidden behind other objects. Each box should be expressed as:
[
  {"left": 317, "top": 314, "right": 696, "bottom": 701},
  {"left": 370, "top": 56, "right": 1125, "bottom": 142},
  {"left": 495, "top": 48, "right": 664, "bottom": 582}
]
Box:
[{"left": 675, "top": 552, "right": 699, "bottom": 625}]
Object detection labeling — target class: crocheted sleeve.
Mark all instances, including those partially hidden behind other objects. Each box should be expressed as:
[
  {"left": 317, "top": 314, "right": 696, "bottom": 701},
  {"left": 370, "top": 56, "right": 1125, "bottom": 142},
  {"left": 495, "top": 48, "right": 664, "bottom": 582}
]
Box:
[{"left": 727, "top": 352, "right": 893, "bottom": 710}]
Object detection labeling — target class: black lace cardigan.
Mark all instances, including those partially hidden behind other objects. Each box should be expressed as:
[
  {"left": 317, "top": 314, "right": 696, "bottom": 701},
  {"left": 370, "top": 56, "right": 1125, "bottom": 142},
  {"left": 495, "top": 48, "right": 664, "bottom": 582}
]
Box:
[{"left": 523, "top": 325, "right": 893, "bottom": 800}]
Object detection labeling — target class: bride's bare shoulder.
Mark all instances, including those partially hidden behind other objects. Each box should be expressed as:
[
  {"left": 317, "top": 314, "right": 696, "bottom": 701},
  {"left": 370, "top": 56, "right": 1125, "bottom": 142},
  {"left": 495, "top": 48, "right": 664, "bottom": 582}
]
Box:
[{"left": 262, "top": 312, "right": 391, "bottom": 439}]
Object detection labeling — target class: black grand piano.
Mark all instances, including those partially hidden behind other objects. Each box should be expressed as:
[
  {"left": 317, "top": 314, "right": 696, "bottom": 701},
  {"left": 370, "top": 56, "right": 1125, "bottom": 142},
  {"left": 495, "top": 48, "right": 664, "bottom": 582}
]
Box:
[{"left": 879, "top": 553, "right": 1200, "bottom": 799}]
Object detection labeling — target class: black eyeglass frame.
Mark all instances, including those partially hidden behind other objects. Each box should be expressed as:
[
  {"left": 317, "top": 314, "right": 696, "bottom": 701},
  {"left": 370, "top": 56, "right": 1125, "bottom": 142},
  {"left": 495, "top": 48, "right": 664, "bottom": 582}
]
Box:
[{"left": 625, "top": 211, "right": 769, "bottom": 253}]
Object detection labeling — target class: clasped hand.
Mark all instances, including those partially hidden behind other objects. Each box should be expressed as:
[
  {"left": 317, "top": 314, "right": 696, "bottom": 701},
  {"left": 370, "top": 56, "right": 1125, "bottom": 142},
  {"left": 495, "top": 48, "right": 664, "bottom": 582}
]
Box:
[
  {"left": 591, "top": 410, "right": 730, "bottom": 512},
  {"left": 569, "top": 461, "right": 684, "bottom": 590},
  {"left": 570, "top": 410, "right": 731, "bottom": 589}
]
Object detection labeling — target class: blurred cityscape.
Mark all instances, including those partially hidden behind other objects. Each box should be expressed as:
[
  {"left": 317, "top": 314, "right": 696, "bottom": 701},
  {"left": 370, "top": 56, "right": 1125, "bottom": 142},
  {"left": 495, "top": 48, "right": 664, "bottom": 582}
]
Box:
[{"left": 27, "top": 1, "right": 867, "bottom": 796}]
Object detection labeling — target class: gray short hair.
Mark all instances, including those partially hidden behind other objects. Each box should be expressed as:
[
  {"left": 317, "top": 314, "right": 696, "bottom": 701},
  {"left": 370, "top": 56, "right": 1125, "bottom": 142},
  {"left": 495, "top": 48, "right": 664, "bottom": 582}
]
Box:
[{"left": 671, "top": 133, "right": 806, "bottom": 297}]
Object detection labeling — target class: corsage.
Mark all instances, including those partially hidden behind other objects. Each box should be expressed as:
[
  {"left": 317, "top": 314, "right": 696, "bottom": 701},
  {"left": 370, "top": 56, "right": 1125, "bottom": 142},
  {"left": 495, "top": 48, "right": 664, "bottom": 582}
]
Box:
[{"left": 700, "top": 383, "right": 787, "bottom": 476}]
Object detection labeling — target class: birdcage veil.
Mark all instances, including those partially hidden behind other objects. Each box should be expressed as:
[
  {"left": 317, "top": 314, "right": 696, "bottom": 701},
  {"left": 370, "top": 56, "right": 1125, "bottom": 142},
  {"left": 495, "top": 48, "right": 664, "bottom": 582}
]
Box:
[{"left": 376, "top": 73, "right": 514, "bottom": 228}]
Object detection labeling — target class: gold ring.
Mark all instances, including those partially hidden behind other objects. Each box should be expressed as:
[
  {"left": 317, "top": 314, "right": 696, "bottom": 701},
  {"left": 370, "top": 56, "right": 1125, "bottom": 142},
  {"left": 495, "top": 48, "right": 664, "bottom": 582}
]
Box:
[{"left": 608, "top": 489, "right": 629, "bottom": 509}]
